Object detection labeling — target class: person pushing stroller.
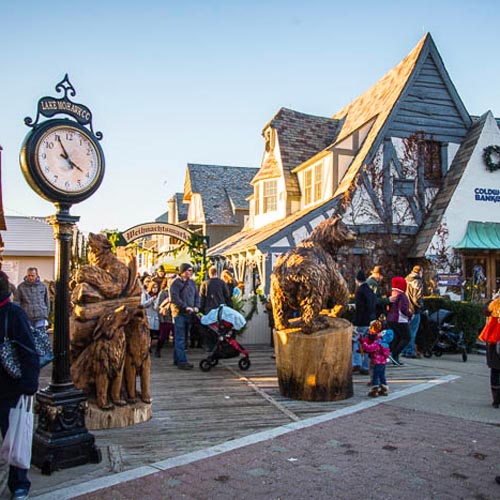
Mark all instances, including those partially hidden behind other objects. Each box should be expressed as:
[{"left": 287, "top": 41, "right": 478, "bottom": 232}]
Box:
[{"left": 362, "top": 320, "right": 394, "bottom": 397}]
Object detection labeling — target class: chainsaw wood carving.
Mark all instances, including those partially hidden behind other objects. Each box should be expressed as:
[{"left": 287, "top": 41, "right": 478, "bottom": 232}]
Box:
[
  {"left": 70, "top": 233, "right": 151, "bottom": 420},
  {"left": 270, "top": 216, "right": 355, "bottom": 402}
]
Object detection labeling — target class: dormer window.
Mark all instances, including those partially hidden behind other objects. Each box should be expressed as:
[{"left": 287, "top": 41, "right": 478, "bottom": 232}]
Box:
[
  {"left": 263, "top": 180, "right": 277, "bottom": 213},
  {"left": 304, "top": 162, "right": 323, "bottom": 206}
]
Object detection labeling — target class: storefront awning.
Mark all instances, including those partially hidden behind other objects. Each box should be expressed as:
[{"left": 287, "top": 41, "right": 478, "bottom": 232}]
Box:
[{"left": 454, "top": 221, "right": 500, "bottom": 250}]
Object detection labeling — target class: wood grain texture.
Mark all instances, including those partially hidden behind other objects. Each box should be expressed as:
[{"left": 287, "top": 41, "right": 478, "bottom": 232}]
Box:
[{"left": 274, "top": 317, "right": 353, "bottom": 401}]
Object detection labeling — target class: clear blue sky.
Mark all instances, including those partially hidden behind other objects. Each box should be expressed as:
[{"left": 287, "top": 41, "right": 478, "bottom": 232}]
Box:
[{"left": 1, "top": 0, "right": 499, "bottom": 233}]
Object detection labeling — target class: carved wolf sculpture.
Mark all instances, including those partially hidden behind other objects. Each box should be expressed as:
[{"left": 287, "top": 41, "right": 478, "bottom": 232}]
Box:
[
  {"left": 124, "top": 309, "right": 152, "bottom": 404},
  {"left": 70, "top": 233, "right": 151, "bottom": 413},
  {"left": 270, "top": 216, "right": 356, "bottom": 334},
  {"left": 71, "top": 305, "right": 130, "bottom": 410}
]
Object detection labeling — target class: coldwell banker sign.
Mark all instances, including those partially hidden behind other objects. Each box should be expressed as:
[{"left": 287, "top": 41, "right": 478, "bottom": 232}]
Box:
[{"left": 474, "top": 187, "right": 500, "bottom": 203}]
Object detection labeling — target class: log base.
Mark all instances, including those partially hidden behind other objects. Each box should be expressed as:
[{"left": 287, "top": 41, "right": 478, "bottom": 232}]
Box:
[
  {"left": 86, "top": 400, "right": 152, "bottom": 430},
  {"left": 274, "top": 316, "right": 353, "bottom": 402}
]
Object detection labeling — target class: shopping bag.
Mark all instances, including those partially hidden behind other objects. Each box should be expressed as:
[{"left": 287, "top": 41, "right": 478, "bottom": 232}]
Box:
[{"left": 0, "top": 395, "right": 34, "bottom": 469}]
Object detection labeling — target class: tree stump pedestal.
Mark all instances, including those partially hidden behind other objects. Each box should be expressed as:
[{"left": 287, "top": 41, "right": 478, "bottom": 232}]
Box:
[
  {"left": 85, "top": 400, "right": 152, "bottom": 430},
  {"left": 273, "top": 317, "right": 353, "bottom": 401}
]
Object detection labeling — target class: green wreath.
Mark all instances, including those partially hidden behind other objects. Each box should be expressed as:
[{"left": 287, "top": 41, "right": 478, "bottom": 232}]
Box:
[{"left": 483, "top": 145, "right": 500, "bottom": 172}]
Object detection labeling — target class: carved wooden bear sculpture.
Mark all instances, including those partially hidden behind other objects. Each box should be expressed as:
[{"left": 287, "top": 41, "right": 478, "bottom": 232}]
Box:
[{"left": 270, "top": 215, "right": 355, "bottom": 334}]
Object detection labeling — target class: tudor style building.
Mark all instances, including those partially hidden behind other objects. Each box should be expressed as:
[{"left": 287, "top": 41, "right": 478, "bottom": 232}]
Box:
[{"left": 208, "top": 33, "right": 500, "bottom": 301}]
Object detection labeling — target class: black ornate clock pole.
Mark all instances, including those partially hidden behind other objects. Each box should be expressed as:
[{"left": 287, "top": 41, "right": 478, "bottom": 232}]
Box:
[
  {"left": 32, "top": 204, "right": 101, "bottom": 474},
  {"left": 19, "top": 75, "right": 105, "bottom": 474}
]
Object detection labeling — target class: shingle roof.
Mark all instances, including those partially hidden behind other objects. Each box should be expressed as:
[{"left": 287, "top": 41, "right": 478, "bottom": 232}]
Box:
[
  {"left": 254, "top": 108, "right": 340, "bottom": 195},
  {"left": 1, "top": 216, "right": 55, "bottom": 256},
  {"left": 185, "top": 164, "right": 258, "bottom": 225},
  {"left": 410, "top": 112, "right": 489, "bottom": 257}
]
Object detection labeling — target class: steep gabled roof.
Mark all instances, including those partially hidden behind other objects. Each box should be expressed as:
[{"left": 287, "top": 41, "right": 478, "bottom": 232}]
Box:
[
  {"left": 256, "top": 108, "right": 340, "bottom": 195},
  {"left": 410, "top": 112, "right": 489, "bottom": 257},
  {"left": 333, "top": 32, "right": 471, "bottom": 199},
  {"left": 184, "top": 164, "right": 258, "bottom": 225}
]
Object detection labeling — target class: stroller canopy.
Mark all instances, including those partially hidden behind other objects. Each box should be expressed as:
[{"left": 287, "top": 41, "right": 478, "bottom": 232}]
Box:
[{"left": 200, "top": 305, "right": 247, "bottom": 330}]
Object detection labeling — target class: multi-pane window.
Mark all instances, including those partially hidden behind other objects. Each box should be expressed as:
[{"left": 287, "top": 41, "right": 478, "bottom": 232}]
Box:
[
  {"left": 304, "top": 169, "right": 313, "bottom": 205},
  {"left": 304, "top": 162, "right": 323, "bottom": 206},
  {"left": 263, "top": 180, "right": 277, "bottom": 213},
  {"left": 313, "top": 163, "right": 323, "bottom": 201}
]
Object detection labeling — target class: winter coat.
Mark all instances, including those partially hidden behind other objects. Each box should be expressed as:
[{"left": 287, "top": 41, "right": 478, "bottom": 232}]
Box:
[
  {"left": 141, "top": 292, "right": 159, "bottom": 331},
  {"left": 406, "top": 272, "right": 424, "bottom": 314},
  {"left": 361, "top": 329, "right": 394, "bottom": 365},
  {"left": 0, "top": 299, "right": 40, "bottom": 400},
  {"left": 199, "top": 277, "right": 231, "bottom": 314},
  {"left": 353, "top": 282, "right": 376, "bottom": 327},
  {"left": 169, "top": 276, "right": 201, "bottom": 317},
  {"left": 387, "top": 289, "right": 412, "bottom": 324},
  {"left": 15, "top": 276, "right": 50, "bottom": 324}
]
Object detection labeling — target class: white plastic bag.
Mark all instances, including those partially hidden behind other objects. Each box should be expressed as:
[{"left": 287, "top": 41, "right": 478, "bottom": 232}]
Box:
[{"left": 0, "top": 395, "right": 34, "bottom": 469}]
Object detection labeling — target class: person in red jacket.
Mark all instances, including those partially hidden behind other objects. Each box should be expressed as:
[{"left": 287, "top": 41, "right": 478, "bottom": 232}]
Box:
[
  {"left": 387, "top": 276, "right": 412, "bottom": 366},
  {"left": 362, "top": 320, "right": 394, "bottom": 397}
]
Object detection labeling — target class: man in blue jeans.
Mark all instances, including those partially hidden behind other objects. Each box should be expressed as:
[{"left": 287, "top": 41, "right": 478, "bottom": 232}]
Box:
[
  {"left": 402, "top": 265, "right": 424, "bottom": 358},
  {"left": 169, "top": 263, "right": 200, "bottom": 370}
]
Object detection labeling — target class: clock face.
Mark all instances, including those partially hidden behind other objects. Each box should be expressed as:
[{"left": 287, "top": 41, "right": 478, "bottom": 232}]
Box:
[{"left": 35, "top": 125, "right": 100, "bottom": 195}]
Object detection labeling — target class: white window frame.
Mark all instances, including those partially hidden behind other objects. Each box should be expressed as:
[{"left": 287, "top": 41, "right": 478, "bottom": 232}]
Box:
[
  {"left": 263, "top": 180, "right": 277, "bottom": 213},
  {"left": 303, "top": 162, "right": 323, "bottom": 206}
]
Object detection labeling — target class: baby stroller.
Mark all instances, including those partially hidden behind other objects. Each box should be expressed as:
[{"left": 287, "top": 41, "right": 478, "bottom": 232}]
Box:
[
  {"left": 421, "top": 309, "right": 467, "bottom": 362},
  {"left": 198, "top": 305, "right": 251, "bottom": 372}
]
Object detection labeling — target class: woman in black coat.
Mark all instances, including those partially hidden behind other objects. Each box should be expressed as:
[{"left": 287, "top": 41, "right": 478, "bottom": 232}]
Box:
[{"left": 0, "top": 271, "right": 40, "bottom": 499}]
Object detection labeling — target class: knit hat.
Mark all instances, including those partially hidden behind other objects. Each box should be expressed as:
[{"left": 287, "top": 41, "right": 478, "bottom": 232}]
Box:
[
  {"left": 391, "top": 276, "right": 407, "bottom": 292},
  {"left": 355, "top": 270, "right": 366, "bottom": 282},
  {"left": 178, "top": 263, "right": 193, "bottom": 274}
]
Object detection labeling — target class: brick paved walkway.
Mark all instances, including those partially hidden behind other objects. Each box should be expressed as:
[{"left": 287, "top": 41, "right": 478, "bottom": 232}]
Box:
[{"left": 69, "top": 403, "right": 500, "bottom": 500}]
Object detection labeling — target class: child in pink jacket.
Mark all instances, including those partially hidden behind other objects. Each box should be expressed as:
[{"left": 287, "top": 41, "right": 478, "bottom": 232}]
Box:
[{"left": 362, "top": 320, "right": 394, "bottom": 397}]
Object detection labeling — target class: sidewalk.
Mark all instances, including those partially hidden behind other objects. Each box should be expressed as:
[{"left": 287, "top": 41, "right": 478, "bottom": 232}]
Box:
[
  {"left": 72, "top": 402, "right": 499, "bottom": 500},
  {"left": 25, "top": 351, "right": 500, "bottom": 499}
]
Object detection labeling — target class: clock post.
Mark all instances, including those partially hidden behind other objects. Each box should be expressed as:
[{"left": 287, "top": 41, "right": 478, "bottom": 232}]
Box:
[{"left": 20, "top": 76, "right": 104, "bottom": 474}]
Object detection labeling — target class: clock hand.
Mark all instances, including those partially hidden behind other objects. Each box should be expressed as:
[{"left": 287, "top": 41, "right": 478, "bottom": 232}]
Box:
[
  {"left": 56, "top": 136, "right": 70, "bottom": 160},
  {"left": 68, "top": 159, "right": 83, "bottom": 172}
]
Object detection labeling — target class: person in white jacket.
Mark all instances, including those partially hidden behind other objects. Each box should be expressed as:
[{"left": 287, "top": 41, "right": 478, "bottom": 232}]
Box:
[{"left": 141, "top": 281, "right": 160, "bottom": 352}]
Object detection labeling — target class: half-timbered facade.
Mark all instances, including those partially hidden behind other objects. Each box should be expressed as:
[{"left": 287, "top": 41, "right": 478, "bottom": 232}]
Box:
[{"left": 208, "top": 33, "right": 500, "bottom": 306}]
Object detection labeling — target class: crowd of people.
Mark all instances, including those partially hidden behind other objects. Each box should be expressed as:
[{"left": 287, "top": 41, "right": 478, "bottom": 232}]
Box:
[
  {"left": 351, "top": 264, "right": 424, "bottom": 397},
  {"left": 139, "top": 263, "right": 241, "bottom": 370}
]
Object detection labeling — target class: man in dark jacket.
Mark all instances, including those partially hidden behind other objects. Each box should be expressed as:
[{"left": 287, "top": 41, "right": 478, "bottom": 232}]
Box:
[
  {"left": 169, "top": 263, "right": 201, "bottom": 370},
  {"left": 199, "top": 266, "right": 231, "bottom": 314},
  {"left": 352, "top": 270, "right": 376, "bottom": 375},
  {"left": 15, "top": 267, "right": 50, "bottom": 331},
  {"left": 402, "top": 265, "right": 424, "bottom": 358},
  {"left": 0, "top": 270, "right": 40, "bottom": 500}
]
